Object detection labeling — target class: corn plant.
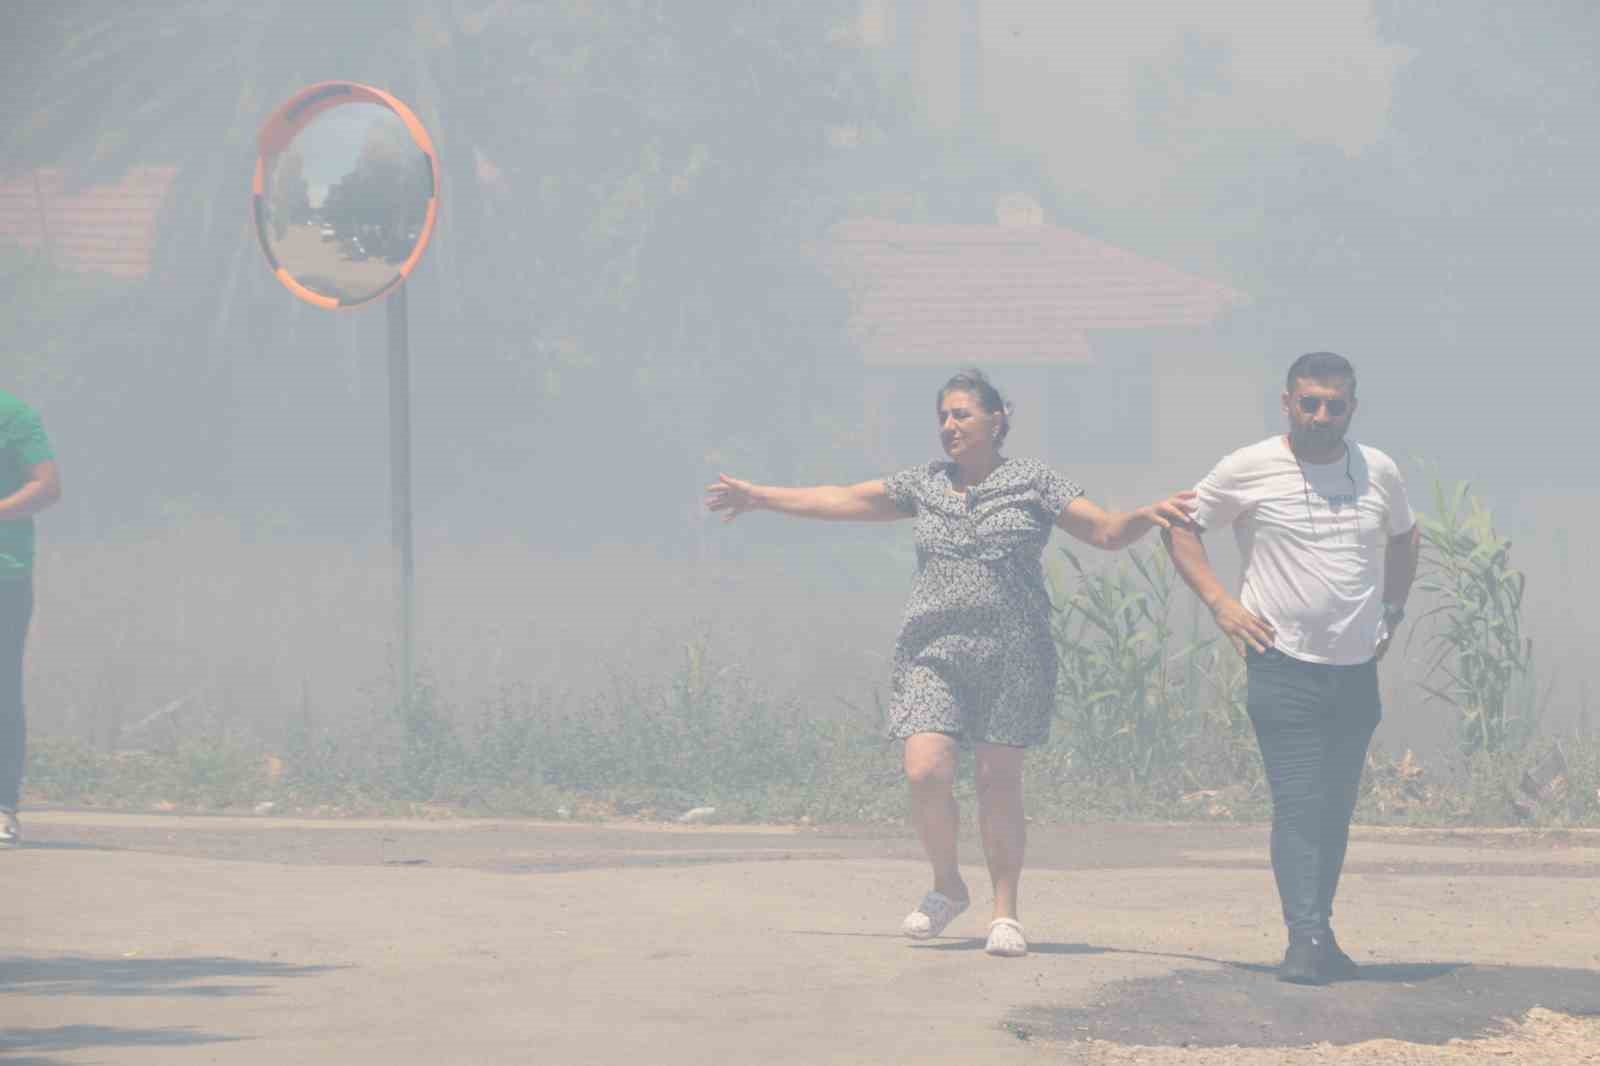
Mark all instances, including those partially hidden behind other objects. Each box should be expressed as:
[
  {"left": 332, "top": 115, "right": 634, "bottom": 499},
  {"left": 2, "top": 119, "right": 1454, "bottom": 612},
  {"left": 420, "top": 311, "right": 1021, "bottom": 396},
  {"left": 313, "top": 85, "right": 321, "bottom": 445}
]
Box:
[
  {"left": 1050, "top": 545, "right": 1199, "bottom": 784},
  {"left": 1184, "top": 640, "right": 1260, "bottom": 786},
  {"left": 1414, "top": 480, "right": 1541, "bottom": 756}
]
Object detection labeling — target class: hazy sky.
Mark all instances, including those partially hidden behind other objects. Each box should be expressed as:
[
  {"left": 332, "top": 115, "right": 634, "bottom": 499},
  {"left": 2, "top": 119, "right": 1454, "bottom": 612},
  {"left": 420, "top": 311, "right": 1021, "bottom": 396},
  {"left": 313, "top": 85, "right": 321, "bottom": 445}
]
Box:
[
  {"left": 970, "top": 2, "right": 1413, "bottom": 210},
  {"left": 889, "top": 0, "right": 1414, "bottom": 232}
]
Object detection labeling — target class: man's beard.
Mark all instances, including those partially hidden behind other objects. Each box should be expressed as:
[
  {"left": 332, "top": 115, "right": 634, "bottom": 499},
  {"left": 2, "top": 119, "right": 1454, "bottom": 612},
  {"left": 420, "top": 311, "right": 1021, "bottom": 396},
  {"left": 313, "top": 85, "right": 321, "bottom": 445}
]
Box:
[{"left": 1290, "top": 423, "right": 1345, "bottom": 452}]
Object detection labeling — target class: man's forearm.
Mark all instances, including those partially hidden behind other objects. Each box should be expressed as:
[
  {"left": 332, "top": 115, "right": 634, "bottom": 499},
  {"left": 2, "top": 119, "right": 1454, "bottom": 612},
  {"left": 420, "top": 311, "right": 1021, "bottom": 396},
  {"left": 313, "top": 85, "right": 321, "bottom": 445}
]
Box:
[
  {"left": 0, "top": 474, "right": 60, "bottom": 521},
  {"left": 1384, "top": 524, "right": 1421, "bottom": 605},
  {"left": 1162, "top": 526, "right": 1229, "bottom": 610}
]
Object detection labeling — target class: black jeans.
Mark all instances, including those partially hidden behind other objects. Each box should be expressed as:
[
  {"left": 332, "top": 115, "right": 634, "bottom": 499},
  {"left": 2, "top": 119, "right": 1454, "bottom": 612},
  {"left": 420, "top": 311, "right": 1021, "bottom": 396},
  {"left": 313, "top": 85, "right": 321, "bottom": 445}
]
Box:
[
  {"left": 0, "top": 577, "right": 33, "bottom": 811},
  {"left": 1246, "top": 647, "right": 1380, "bottom": 939}
]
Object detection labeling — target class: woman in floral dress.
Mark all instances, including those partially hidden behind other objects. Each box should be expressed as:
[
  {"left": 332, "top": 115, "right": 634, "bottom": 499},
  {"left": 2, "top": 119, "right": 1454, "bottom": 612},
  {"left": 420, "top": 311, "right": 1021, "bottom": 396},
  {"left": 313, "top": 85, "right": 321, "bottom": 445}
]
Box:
[{"left": 705, "top": 369, "right": 1192, "bottom": 957}]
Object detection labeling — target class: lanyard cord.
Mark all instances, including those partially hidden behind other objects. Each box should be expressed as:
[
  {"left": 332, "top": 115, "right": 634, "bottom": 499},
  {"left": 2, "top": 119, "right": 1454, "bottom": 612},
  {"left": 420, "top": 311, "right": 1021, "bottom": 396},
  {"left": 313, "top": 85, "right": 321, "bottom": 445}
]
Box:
[{"left": 1295, "top": 445, "right": 1360, "bottom": 543}]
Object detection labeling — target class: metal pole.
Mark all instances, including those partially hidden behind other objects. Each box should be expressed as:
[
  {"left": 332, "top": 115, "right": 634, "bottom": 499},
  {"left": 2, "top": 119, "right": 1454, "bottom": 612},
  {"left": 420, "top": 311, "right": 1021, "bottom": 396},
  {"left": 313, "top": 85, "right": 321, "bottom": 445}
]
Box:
[{"left": 386, "top": 283, "right": 415, "bottom": 705}]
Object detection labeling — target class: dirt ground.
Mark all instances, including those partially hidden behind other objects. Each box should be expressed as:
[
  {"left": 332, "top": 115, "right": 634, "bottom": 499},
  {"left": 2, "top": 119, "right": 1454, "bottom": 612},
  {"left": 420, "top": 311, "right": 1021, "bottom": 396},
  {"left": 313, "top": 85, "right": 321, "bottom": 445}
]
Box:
[{"left": 3, "top": 812, "right": 1598, "bottom": 1065}]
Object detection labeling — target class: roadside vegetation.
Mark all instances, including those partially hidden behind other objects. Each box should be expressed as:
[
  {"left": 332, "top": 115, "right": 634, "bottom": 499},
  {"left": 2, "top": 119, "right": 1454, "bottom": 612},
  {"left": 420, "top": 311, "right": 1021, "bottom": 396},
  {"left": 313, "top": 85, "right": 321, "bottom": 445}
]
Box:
[{"left": 24, "top": 480, "right": 1600, "bottom": 827}]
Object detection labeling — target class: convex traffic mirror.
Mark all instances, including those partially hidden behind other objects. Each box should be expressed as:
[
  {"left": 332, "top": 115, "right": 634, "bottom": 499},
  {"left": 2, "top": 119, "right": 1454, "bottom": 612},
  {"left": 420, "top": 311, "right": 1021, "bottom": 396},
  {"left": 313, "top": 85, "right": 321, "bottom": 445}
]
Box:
[{"left": 252, "top": 82, "right": 440, "bottom": 308}]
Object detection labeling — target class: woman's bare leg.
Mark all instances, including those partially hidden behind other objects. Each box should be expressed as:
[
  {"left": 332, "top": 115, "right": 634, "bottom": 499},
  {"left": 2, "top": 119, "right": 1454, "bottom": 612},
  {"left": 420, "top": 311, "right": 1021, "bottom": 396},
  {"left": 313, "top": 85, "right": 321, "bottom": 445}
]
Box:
[
  {"left": 903, "top": 732, "right": 967, "bottom": 901},
  {"left": 974, "top": 742, "right": 1026, "bottom": 922}
]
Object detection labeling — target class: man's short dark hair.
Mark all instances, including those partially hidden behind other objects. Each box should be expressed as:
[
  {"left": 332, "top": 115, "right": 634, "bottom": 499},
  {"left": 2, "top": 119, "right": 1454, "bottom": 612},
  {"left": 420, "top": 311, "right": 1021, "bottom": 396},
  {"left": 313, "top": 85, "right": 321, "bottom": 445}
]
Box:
[{"left": 1286, "top": 351, "right": 1356, "bottom": 395}]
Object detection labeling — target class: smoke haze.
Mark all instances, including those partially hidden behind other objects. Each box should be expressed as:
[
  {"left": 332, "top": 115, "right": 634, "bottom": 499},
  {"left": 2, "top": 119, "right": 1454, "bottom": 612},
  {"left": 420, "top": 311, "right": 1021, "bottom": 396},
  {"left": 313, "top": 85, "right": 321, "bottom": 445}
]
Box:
[{"left": 3, "top": 0, "right": 1596, "bottom": 761}]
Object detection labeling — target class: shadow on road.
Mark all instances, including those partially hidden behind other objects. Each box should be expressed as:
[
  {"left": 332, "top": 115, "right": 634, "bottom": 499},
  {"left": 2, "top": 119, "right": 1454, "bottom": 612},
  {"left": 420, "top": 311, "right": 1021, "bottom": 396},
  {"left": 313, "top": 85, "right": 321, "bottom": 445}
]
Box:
[
  {"left": 786, "top": 930, "right": 1598, "bottom": 1048},
  {"left": 0, "top": 954, "right": 341, "bottom": 998},
  {"left": 910, "top": 938, "right": 1109, "bottom": 955},
  {"left": 0, "top": 1023, "right": 238, "bottom": 1061},
  {"left": 1, "top": 954, "right": 342, "bottom": 1065},
  {"left": 1006, "top": 956, "right": 1600, "bottom": 1048},
  {"left": 785, "top": 930, "right": 1114, "bottom": 955},
  {"left": 1118, "top": 948, "right": 1466, "bottom": 983}
]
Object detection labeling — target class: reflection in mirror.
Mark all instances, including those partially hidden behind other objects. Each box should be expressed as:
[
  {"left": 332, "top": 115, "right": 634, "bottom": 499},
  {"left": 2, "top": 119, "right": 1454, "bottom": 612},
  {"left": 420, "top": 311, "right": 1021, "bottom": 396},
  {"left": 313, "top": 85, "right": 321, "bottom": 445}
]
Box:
[{"left": 258, "top": 102, "right": 434, "bottom": 305}]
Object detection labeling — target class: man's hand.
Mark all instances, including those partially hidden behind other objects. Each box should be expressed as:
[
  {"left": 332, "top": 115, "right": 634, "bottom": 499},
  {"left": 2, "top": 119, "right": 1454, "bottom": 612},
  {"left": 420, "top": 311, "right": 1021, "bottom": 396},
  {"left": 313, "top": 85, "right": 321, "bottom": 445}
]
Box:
[{"left": 1211, "top": 597, "right": 1275, "bottom": 657}]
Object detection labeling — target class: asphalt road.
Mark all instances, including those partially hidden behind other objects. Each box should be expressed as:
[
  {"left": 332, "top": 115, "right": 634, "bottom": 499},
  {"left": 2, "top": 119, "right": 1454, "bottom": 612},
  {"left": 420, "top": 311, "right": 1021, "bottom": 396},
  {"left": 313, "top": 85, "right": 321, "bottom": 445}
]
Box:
[{"left": 4, "top": 813, "right": 1598, "bottom": 1064}]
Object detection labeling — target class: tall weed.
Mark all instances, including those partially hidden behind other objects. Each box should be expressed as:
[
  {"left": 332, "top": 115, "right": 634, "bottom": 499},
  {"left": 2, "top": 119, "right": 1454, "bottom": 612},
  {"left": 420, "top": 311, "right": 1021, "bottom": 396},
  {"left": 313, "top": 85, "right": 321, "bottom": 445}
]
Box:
[
  {"left": 1414, "top": 479, "right": 1545, "bottom": 755},
  {"left": 1050, "top": 545, "right": 1228, "bottom": 787}
]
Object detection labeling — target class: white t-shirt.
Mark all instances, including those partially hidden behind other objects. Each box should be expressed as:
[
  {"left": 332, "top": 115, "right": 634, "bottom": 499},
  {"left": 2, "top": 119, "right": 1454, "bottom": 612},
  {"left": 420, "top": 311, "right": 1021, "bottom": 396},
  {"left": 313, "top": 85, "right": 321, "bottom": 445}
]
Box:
[{"left": 1189, "top": 436, "right": 1415, "bottom": 666}]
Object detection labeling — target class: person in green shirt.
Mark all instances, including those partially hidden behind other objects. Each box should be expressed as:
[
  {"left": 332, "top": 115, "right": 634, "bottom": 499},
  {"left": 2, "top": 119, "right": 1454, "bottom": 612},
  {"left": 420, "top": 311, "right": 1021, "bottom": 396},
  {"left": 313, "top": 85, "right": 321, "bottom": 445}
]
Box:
[{"left": 0, "top": 388, "right": 61, "bottom": 846}]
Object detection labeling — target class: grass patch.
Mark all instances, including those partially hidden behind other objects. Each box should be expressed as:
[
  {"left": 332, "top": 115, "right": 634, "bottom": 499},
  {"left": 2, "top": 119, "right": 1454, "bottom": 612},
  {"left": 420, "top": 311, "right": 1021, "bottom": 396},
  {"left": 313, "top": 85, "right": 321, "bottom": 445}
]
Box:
[
  {"left": 25, "top": 636, "right": 1598, "bottom": 827},
  {"left": 26, "top": 642, "right": 909, "bottom": 823}
]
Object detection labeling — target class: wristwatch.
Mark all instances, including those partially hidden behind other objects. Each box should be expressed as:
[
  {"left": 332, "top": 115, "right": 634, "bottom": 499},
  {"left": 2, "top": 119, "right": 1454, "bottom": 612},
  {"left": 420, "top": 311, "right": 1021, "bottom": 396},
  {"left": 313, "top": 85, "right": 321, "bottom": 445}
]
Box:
[{"left": 1381, "top": 601, "right": 1406, "bottom": 627}]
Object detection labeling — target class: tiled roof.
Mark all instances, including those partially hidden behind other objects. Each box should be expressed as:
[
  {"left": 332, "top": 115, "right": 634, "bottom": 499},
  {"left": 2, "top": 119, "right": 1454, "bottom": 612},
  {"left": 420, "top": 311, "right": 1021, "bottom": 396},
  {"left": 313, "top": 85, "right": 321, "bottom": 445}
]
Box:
[
  {"left": 0, "top": 167, "right": 179, "bottom": 278},
  {"left": 825, "top": 219, "right": 1250, "bottom": 366}
]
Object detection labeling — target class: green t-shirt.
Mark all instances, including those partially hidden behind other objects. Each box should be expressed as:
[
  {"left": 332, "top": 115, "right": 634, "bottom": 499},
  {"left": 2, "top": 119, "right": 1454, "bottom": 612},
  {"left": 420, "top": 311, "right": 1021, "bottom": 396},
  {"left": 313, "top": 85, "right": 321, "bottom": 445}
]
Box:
[{"left": 0, "top": 389, "right": 54, "bottom": 579}]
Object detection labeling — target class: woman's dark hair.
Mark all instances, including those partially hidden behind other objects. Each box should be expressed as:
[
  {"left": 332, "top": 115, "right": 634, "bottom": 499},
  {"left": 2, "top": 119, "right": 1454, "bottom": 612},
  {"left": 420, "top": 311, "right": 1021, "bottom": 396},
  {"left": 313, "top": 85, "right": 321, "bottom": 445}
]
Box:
[{"left": 937, "top": 368, "right": 1012, "bottom": 443}]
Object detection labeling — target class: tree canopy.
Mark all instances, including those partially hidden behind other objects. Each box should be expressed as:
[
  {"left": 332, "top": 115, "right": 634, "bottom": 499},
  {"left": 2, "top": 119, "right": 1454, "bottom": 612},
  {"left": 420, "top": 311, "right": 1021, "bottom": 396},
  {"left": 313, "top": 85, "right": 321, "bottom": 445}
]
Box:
[{"left": 3, "top": 1, "right": 880, "bottom": 539}]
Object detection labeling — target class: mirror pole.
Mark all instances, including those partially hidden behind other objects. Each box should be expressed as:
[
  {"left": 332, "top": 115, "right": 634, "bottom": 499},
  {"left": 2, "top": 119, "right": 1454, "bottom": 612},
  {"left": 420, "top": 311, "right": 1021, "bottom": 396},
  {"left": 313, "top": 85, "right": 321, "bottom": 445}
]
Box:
[{"left": 386, "top": 283, "right": 416, "bottom": 707}]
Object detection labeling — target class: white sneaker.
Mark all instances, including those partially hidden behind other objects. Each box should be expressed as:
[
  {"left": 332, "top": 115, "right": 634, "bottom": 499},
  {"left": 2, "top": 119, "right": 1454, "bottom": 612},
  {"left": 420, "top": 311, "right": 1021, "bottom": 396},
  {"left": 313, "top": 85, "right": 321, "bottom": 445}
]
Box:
[
  {"left": 901, "top": 890, "right": 969, "bottom": 939},
  {"left": 0, "top": 808, "right": 19, "bottom": 847},
  {"left": 985, "top": 918, "right": 1028, "bottom": 957}
]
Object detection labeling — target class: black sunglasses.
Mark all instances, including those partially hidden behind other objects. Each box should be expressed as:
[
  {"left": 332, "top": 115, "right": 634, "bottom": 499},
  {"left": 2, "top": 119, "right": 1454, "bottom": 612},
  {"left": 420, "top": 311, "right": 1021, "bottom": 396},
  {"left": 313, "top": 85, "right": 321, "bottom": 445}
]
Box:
[{"left": 1297, "top": 396, "right": 1349, "bottom": 416}]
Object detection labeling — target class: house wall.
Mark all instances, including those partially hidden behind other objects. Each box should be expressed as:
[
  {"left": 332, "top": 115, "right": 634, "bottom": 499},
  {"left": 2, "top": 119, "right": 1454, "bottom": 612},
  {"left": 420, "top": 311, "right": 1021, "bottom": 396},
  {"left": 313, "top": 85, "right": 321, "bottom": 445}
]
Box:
[
  {"left": 862, "top": 360, "right": 1153, "bottom": 476},
  {"left": 859, "top": 328, "right": 1268, "bottom": 492}
]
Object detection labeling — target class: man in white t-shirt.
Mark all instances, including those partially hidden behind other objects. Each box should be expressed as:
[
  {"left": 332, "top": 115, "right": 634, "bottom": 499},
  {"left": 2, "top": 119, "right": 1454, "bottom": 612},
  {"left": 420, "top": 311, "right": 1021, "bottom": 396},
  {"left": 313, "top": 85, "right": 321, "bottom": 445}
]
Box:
[{"left": 1164, "top": 352, "right": 1420, "bottom": 985}]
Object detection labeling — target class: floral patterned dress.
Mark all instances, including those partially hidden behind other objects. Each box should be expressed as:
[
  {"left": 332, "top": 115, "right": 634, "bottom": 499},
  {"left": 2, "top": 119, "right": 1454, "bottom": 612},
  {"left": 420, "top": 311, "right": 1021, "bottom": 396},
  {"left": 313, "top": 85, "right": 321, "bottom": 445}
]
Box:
[{"left": 882, "top": 458, "right": 1083, "bottom": 747}]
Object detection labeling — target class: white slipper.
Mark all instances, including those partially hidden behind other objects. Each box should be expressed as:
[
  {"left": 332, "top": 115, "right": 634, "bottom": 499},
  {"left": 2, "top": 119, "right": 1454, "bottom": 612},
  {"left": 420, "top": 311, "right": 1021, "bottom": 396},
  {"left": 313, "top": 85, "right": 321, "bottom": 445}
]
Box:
[
  {"left": 901, "top": 891, "right": 969, "bottom": 939},
  {"left": 985, "top": 918, "right": 1028, "bottom": 957}
]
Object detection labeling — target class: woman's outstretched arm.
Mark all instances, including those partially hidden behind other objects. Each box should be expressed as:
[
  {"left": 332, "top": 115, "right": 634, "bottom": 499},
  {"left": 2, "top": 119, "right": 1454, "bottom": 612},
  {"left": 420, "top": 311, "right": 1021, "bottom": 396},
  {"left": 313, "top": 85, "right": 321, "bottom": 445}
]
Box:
[
  {"left": 704, "top": 474, "right": 908, "bottom": 522},
  {"left": 1052, "top": 491, "right": 1196, "bottom": 550}
]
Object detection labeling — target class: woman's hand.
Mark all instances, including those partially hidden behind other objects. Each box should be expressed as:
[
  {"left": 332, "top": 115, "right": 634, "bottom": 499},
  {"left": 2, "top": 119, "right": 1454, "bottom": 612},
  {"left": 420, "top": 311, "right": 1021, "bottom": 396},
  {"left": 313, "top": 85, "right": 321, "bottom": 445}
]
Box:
[
  {"left": 1140, "top": 490, "right": 1197, "bottom": 531},
  {"left": 704, "top": 474, "right": 761, "bottom": 522},
  {"left": 1058, "top": 490, "right": 1197, "bottom": 549}
]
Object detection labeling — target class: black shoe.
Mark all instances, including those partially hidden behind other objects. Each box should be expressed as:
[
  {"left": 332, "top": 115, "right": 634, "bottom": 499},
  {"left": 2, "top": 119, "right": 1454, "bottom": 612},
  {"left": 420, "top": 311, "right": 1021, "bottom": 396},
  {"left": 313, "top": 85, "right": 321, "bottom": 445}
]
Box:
[
  {"left": 1321, "top": 930, "right": 1360, "bottom": 980},
  {"left": 1278, "top": 935, "right": 1329, "bottom": 985}
]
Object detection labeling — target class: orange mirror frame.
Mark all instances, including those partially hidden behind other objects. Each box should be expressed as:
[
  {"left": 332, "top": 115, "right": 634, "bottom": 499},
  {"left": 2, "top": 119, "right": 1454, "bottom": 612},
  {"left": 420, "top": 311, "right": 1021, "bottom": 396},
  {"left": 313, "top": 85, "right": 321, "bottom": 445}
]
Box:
[{"left": 252, "top": 82, "right": 441, "bottom": 309}]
